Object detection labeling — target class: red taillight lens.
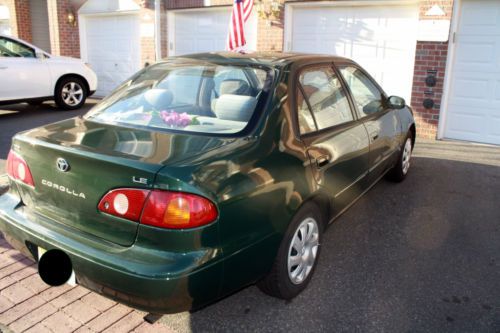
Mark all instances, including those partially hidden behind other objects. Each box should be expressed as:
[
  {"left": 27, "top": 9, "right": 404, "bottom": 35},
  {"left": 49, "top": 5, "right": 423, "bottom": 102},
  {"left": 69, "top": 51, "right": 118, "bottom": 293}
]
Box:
[
  {"left": 98, "top": 188, "right": 150, "bottom": 222},
  {"left": 6, "top": 150, "right": 35, "bottom": 187},
  {"left": 141, "top": 191, "right": 218, "bottom": 229},
  {"left": 97, "top": 189, "right": 218, "bottom": 229}
]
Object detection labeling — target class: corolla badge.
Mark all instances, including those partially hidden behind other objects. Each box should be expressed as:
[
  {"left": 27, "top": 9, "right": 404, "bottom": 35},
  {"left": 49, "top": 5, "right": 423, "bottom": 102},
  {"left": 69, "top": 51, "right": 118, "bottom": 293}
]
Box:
[{"left": 56, "top": 158, "right": 70, "bottom": 172}]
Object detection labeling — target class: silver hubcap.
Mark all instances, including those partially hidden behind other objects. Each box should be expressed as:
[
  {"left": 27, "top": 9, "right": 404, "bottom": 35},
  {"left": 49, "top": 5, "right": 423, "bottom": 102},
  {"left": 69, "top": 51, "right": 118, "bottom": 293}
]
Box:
[
  {"left": 287, "top": 217, "right": 319, "bottom": 285},
  {"left": 62, "top": 82, "right": 83, "bottom": 106},
  {"left": 402, "top": 138, "right": 412, "bottom": 175}
]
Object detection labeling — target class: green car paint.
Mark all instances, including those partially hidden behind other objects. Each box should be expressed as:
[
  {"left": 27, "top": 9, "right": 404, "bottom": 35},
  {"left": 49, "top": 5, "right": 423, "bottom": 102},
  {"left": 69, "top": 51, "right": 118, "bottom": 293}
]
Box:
[{"left": 0, "top": 53, "right": 415, "bottom": 313}]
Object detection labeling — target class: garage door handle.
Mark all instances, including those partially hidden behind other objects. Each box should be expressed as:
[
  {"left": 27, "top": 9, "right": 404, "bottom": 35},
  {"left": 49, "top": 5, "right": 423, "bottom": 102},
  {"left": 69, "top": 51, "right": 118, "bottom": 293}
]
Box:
[{"left": 315, "top": 155, "right": 330, "bottom": 168}]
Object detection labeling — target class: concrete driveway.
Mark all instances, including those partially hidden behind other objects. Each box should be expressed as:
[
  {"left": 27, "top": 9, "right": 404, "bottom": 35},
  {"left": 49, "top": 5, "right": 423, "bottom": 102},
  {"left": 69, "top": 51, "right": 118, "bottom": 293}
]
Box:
[{"left": 0, "top": 102, "right": 499, "bottom": 332}]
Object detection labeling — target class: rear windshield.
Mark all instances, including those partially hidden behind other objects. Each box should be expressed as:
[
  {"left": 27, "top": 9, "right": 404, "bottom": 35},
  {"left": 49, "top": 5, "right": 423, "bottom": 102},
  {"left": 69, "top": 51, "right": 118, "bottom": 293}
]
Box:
[{"left": 85, "top": 61, "right": 272, "bottom": 135}]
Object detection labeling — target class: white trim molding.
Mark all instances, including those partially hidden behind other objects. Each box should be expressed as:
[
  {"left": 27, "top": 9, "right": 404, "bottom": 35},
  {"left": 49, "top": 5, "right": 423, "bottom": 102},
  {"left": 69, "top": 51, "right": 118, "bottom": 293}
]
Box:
[{"left": 437, "top": 0, "right": 462, "bottom": 140}]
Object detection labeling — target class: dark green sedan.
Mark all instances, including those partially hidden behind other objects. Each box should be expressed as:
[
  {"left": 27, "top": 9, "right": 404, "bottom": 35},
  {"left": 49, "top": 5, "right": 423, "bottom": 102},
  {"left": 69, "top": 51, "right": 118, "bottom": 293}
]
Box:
[{"left": 0, "top": 52, "right": 415, "bottom": 314}]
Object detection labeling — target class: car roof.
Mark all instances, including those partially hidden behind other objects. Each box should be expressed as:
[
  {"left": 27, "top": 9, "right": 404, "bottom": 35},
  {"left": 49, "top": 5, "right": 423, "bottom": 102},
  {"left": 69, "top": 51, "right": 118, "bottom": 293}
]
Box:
[{"left": 166, "top": 51, "right": 354, "bottom": 68}]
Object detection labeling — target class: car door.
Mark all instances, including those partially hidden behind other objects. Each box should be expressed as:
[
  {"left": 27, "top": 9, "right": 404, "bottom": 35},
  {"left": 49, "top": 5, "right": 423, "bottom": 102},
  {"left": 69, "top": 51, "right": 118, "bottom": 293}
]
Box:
[
  {"left": 337, "top": 64, "right": 400, "bottom": 183},
  {"left": 0, "top": 36, "right": 51, "bottom": 101},
  {"left": 296, "top": 64, "right": 371, "bottom": 216}
]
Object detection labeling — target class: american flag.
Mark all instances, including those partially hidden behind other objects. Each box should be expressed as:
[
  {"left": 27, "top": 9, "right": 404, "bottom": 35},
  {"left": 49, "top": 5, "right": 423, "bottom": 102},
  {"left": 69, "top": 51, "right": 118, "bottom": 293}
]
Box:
[{"left": 226, "top": 0, "right": 254, "bottom": 51}]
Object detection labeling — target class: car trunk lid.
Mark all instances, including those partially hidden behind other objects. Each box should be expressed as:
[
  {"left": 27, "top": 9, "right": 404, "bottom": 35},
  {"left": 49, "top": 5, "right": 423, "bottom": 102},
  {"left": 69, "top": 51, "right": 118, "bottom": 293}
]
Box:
[{"left": 10, "top": 117, "right": 235, "bottom": 246}]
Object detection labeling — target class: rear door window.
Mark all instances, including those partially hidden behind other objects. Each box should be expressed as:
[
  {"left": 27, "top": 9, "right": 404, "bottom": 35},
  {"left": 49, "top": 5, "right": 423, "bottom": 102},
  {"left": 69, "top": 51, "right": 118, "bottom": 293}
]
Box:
[{"left": 297, "top": 66, "right": 354, "bottom": 134}]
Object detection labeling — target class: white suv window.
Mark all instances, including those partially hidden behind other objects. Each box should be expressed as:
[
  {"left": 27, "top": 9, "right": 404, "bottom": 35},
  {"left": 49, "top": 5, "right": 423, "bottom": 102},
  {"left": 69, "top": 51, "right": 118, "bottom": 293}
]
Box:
[{"left": 0, "top": 37, "right": 35, "bottom": 58}]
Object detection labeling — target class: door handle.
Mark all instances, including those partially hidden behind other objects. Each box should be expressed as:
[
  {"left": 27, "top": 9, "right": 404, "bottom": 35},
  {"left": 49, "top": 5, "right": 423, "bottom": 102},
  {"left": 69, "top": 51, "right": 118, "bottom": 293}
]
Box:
[
  {"left": 315, "top": 155, "right": 330, "bottom": 168},
  {"left": 0, "top": 67, "right": 7, "bottom": 70},
  {"left": 371, "top": 133, "right": 379, "bottom": 142}
]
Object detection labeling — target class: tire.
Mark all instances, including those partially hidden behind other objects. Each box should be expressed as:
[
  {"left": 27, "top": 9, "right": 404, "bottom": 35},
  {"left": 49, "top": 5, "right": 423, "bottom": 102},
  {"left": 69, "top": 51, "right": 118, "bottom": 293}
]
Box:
[
  {"left": 54, "top": 77, "right": 87, "bottom": 110},
  {"left": 386, "top": 131, "right": 413, "bottom": 182},
  {"left": 257, "top": 201, "right": 324, "bottom": 300}
]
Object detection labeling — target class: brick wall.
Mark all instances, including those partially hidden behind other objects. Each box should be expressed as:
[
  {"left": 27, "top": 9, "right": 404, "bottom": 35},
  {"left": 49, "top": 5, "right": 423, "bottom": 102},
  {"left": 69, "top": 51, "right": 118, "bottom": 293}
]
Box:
[
  {"left": 13, "top": 0, "right": 30, "bottom": 41},
  {"left": 47, "top": 0, "right": 80, "bottom": 58},
  {"left": 2, "top": 0, "right": 31, "bottom": 41},
  {"left": 411, "top": 42, "right": 449, "bottom": 139},
  {"left": 410, "top": 0, "right": 454, "bottom": 139}
]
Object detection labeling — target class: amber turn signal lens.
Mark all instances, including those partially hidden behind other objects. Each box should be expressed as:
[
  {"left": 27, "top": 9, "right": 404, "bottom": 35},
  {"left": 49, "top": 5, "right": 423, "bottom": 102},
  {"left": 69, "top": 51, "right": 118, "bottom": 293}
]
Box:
[{"left": 141, "top": 191, "right": 218, "bottom": 229}]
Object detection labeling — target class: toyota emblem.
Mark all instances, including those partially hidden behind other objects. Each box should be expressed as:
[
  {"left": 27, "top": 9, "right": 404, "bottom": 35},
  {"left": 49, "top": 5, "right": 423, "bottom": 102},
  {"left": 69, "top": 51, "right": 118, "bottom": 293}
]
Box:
[{"left": 56, "top": 158, "right": 70, "bottom": 172}]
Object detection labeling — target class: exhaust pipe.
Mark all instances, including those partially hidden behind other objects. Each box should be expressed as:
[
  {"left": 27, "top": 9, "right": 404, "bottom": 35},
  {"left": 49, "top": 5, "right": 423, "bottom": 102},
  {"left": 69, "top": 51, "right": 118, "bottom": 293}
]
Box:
[{"left": 38, "top": 249, "right": 73, "bottom": 286}]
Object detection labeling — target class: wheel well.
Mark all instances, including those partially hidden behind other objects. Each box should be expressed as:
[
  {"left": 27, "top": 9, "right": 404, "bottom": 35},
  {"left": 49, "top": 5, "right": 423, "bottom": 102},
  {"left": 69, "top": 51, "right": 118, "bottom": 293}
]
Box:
[
  {"left": 409, "top": 124, "right": 416, "bottom": 148},
  {"left": 54, "top": 74, "right": 90, "bottom": 96},
  {"left": 308, "top": 192, "right": 331, "bottom": 227}
]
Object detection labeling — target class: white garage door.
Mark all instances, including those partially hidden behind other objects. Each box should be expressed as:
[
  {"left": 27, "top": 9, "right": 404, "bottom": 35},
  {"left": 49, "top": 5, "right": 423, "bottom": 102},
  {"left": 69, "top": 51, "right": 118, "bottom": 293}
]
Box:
[
  {"left": 82, "top": 14, "right": 140, "bottom": 97},
  {"left": 288, "top": 4, "right": 418, "bottom": 101},
  {"left": 443, "top": 0, "right": 500, "bottom": 145},
  {"left": 169, "top": 8, "right": 257, "bottom": 56}
]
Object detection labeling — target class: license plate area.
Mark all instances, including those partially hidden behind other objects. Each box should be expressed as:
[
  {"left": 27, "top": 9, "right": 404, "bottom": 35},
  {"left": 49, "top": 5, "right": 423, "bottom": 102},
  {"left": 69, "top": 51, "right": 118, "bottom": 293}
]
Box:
[{"left": 37, "top": 246, "right": 76, "bottom": 286}]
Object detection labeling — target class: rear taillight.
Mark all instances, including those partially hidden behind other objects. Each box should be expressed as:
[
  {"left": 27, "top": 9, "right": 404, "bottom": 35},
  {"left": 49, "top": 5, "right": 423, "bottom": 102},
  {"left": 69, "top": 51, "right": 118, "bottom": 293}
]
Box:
[
  {"left": 6, "top": 150, "right": 35, "bottom": 187},
  {"left": 98, "top": 188, "right": 150, "bottom": 222},
  {"left": 98, "top": 189, "right": 218, "bottom": 229}
]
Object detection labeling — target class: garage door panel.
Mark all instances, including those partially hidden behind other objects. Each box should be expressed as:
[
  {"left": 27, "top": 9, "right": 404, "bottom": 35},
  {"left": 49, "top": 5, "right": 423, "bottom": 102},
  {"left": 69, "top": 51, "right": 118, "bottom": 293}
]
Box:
[
  {"left": 290, "top": 5, "right": 418, "bottom": 101},
  {"left": 461, "top": 1, "right": 500, "bottom": 35},
  {"left": 444, "top": 0, "right": 500, "bottom": 144},
  {"left": 83, "top": 14, "right": 140, "bottom": 97},
  {"left": 172, "top": 9, "right": 256, "bottom": 56},
  {"left": 452, "top": 77, "right": 490, "bottom": 100}
]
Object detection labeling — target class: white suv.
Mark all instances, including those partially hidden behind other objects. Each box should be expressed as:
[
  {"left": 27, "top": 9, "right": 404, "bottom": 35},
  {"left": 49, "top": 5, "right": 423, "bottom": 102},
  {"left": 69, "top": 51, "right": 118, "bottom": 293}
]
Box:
[{"left": 0, "top": 35, "right": 97, "bottom": 110}]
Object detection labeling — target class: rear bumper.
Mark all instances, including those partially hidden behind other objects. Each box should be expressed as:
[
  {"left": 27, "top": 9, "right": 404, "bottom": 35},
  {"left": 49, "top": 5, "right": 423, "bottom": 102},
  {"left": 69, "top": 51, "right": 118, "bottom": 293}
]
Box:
[{"left": 0, "top": 188, "right": 223, "bottom": 314}]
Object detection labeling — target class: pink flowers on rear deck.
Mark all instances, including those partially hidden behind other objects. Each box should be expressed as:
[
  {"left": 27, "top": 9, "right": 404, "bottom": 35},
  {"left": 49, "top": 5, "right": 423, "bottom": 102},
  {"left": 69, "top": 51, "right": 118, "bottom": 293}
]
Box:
[{"left": 160, "top": 110, "right": 192, "bottom": 128}]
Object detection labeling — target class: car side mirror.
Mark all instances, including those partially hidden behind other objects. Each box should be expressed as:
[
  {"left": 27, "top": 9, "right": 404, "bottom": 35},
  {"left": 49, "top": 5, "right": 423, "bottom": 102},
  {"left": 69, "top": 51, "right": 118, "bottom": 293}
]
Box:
[{"left": 387, "top": 96, "right": 405, "bottom": 109}]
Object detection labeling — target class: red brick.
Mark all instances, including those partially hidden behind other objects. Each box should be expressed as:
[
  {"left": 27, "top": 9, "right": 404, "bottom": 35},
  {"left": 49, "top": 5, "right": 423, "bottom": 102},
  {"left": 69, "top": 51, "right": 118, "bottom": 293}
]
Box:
[
  {"left": 47, "top": 286, "right": 90, "bottom": 308},
  {"left": 74, "top": 326, "right": 94, "bottom": 333},
  {"left": 0, "top": 295, "right": 46, "bottom": 324},
  {"left": 20, "top": 273, "right": 51, "bottom": 294},
  {"left": 103, "top": 311, "right": 146, "bottom": 333},
  {"left": 0, "top": 295, "right": 14, "bottom": 313},
  {"left": 41, "top": 311, "right": 82, "bottom": 333},
  {"left": 85, "top": 304, "right": 132, "bottom": 332},
  {"left": 9, "top": 303, "right": 58, "bottom": 332},
  {"left": 80, "top": 292, "right": 116, "bottom": 312},
  {"left": 0, "top": 282, "right": 35, "bottom": 304},
  {"left": 0, "top": 257, "right": 34, "bottom": 279},
  {"left": 133, "top": 321, "right": 174, "bottom": 333},
  {"left": 24, "top": 323, "right": 53, "bottom": 333},
  {"left": 63, "top": 299, "right": 100, "bottom": 324}
]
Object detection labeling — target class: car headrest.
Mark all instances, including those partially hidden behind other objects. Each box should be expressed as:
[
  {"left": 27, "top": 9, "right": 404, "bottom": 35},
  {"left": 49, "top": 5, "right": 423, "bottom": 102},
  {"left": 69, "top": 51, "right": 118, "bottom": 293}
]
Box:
[
  {"left": 213, "top": 94, "right": 257, "bottom": 122},
  {"left": 219, "top": 79, "right": 251, "bottom": 96},
  {"left": 144, "top": 89, "right": 173, "bottom": 109}
]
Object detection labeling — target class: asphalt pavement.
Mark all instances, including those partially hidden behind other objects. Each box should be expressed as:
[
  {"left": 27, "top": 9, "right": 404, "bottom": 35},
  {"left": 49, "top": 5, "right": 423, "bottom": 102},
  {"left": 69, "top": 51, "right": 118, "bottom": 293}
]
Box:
[{"left": 0, "top": 102, "right": 499, "bottom": 332}]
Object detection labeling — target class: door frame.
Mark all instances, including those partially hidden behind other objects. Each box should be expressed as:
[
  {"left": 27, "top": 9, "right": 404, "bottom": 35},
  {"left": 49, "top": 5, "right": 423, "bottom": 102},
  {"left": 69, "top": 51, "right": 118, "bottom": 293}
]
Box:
[{"left": 436, "top": 0, "right": 463, "bottom": 140}]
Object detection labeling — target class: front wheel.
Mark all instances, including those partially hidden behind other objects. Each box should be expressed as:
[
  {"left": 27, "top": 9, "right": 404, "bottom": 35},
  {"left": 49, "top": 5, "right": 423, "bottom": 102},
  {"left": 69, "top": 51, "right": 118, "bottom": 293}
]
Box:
[
  {"left": 257, "top": 201, "right": 324, "bottom": 300},
  {"left": 55, "top": 77, "right": 87, "bottom": 110},
  {"left": 386, "top": 132, "right": 413, "bottom": 182}
]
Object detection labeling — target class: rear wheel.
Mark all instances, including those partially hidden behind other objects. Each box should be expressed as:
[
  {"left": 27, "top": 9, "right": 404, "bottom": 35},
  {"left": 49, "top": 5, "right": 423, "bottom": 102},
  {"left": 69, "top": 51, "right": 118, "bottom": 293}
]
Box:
[
  {"left": 258, "top": 201, "right": 324, "bottom": 300},
  {"left": 55, "top": 77, "right": 87, "bottom": 110},
  {"left": 386, "top": 132, "right": 413, "bottom": 182}
]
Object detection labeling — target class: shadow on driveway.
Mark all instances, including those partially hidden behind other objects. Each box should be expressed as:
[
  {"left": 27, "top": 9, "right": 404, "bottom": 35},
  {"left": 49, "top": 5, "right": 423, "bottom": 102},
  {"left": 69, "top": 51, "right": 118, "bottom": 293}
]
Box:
[{"left": 160, "top": 142, "right": 500, "bottom": 332}]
